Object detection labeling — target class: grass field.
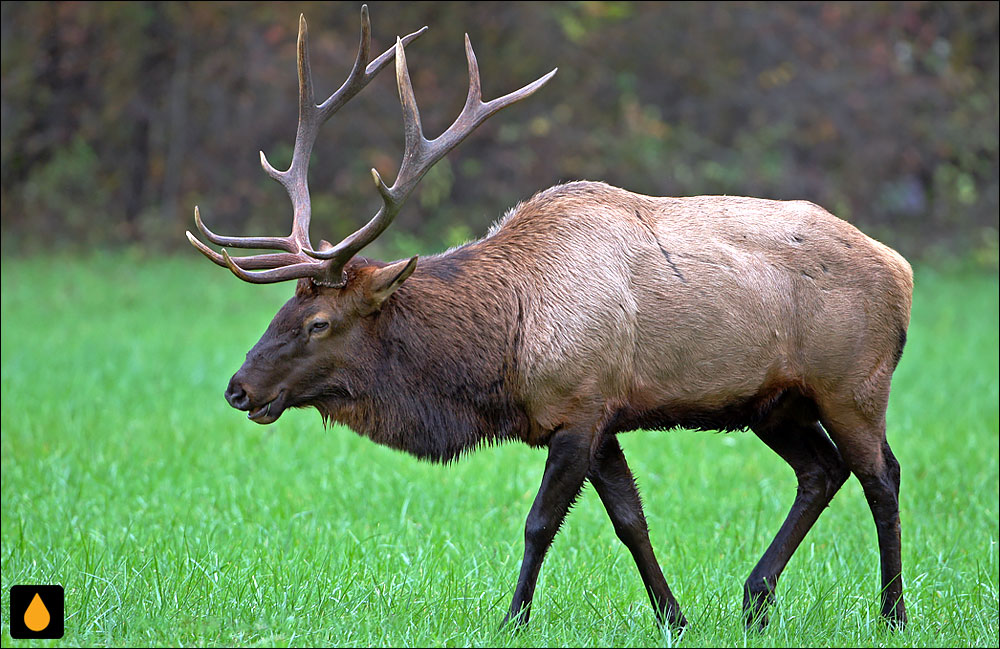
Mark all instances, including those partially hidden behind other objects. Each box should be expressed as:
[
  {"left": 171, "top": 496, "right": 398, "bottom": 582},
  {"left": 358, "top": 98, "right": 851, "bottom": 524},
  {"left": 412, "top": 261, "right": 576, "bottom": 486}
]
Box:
[{"left": 1, "top": 253, "right": 997, "bottom": 647}]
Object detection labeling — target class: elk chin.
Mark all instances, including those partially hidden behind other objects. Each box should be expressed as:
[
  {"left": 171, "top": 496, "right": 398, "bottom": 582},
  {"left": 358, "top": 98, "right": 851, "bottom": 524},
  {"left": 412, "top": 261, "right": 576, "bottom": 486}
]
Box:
[{"left": 247, "top": 390, "right": 287, "bottom": 425}]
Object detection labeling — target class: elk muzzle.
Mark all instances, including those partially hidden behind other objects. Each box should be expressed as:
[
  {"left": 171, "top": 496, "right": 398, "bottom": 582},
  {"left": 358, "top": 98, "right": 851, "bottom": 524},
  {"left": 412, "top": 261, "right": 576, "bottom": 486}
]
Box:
[{"left": 225, "top": 373, "right": 288, "bottom": 425}]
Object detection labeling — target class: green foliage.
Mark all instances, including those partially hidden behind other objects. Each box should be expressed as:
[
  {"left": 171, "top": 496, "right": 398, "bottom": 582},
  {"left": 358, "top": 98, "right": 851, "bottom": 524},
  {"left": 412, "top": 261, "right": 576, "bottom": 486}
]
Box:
[
  {"left": 1, "top": 3, "right": 997, "bottom": 265},
  {"left": 1, "top": 255, "right": 997, "bottom": 647},
  {"left": 19, "top": 137, "right": 111, "bottom": 246},
  {"left": 418, "top": 161, "right": 455, "bottom": 212}
]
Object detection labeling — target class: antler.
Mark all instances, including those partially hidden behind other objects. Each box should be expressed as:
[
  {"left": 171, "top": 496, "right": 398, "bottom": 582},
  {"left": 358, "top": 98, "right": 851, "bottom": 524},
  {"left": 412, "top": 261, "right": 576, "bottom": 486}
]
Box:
[
  {"left": 305, "top": 34, "right": 557, "bottom": 284},
  {"left": 187, "top": 6, "right": 426, "bottom": 285},
  {"left": 188, "top": 7, "right": 556, "bottom": 287}
]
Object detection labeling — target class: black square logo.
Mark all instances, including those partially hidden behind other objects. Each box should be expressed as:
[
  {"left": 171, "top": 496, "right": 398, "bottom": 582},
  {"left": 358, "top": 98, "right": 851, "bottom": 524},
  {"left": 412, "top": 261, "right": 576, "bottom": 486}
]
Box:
[{"left": 9, "top": 585, "right": 64, "bottom": 639}]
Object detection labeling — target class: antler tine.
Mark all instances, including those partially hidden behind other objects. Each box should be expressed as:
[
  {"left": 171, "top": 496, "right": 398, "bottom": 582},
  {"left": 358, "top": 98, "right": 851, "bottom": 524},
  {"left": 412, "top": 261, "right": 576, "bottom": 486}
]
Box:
[
  {"left": 318, "top": 7, "right": 428, "bottom": 122},
  {"left": 438, "top": 35, "right": 557, "bottom": 161},
  {"left": 221, "top": 250, "right": 328, "bottom": 284},
  {"left": 281, "top": 13, "right": 320, "bottom": 251},
  {"left": 306, "top": 35, "right": 557, "bottom": 280},
  {"left": 188, "top": 205, "right": 313, "bottom": 270},
  {"left": 186, "top": 231, "right": 311, "bottom": 270},
  {"left": 191, "top": 206, "right": 298, "bottom": 252}
]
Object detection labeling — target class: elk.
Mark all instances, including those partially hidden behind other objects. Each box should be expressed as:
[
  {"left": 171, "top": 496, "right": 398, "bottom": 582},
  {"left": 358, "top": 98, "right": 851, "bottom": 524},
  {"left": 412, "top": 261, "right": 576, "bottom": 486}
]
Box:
[{"left": 188, "top": 7, "right": 913, "bottom": 631}]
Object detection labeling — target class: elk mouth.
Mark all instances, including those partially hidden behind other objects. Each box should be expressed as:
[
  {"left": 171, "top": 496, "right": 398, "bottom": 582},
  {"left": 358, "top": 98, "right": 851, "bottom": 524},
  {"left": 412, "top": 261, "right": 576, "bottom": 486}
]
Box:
[{"left": 247, "top": 390, "right": 287, "bottom": 425}]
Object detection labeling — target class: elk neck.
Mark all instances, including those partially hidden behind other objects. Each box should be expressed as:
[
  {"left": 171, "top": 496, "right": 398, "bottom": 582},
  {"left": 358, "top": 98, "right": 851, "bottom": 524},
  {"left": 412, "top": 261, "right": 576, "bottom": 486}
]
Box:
[{"left": 319, "top": 243, "right": 532, "bottom": 462}]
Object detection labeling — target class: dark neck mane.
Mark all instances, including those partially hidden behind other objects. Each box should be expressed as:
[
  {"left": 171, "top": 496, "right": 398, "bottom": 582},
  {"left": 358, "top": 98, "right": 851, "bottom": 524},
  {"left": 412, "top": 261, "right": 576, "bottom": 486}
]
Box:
[{"left": 320, "top": 246, "right": 529, "bottom": 462}]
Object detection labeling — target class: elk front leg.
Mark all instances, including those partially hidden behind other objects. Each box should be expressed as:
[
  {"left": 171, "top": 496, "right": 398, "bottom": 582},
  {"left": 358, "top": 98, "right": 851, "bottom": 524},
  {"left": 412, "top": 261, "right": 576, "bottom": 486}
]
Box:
[
  {"left": 589, "top": 435, "right": 687, "bottom": 629},
  {"left": 503, "top": 428, "right": 591, "bottom": 628}
]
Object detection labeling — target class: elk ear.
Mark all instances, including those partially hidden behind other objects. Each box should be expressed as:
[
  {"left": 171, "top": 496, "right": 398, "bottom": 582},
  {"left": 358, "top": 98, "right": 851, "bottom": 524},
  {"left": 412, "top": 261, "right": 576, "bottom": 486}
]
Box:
[{"left": 365, "top": 256, "right": 418, "bottom": 310}]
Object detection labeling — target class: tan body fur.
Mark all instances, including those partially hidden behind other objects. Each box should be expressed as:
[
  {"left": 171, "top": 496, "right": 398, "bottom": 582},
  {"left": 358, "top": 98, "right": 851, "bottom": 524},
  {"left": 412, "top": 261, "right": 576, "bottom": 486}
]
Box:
[{"left": 409, "top": 181, "right": 912, "bottom": 464}]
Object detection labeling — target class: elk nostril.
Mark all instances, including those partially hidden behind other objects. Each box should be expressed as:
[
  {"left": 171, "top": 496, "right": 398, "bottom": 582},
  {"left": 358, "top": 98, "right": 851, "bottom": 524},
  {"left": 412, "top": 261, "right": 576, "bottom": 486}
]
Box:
[{"left": 225, "top": 378, "right": 249, "bottom": 408}]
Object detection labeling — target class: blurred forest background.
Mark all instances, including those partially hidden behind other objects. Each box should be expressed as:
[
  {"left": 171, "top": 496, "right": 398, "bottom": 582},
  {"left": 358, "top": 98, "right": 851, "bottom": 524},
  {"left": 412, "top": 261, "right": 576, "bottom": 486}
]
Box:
[{"left": 1, "top": 1, "right": 997, "bottom": 266}]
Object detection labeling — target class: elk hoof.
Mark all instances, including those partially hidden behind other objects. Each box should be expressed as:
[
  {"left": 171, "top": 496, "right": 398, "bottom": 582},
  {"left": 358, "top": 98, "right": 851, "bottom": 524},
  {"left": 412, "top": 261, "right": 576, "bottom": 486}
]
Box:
[{"left": 742, "top": 587, "right": 775, "bottom": 631}]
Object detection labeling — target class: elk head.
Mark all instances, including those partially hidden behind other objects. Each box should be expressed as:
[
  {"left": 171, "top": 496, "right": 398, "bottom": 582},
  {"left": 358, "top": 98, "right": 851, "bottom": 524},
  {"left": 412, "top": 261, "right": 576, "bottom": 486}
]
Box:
[{"left": 187, "top": 7, "right": 555, "bottom": 424}]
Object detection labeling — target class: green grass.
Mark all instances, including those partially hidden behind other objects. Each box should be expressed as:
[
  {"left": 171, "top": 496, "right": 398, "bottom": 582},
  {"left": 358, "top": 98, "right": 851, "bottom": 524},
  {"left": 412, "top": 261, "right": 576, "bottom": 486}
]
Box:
[{"left": 2, "top": 252, "right": 998, "bottom": 647}]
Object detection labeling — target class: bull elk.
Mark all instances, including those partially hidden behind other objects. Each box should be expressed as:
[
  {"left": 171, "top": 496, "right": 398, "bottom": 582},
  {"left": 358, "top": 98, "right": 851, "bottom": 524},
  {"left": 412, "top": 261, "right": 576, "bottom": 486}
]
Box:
[{"left": 188, "top": 7, "right": 913, "bottom": 631}]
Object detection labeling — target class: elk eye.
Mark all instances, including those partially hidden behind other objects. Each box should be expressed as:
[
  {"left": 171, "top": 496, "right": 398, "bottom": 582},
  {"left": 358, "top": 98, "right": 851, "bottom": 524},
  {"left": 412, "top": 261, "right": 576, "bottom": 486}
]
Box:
[{"left": 309, "top": 320, "right": 330, "bottom": 334}]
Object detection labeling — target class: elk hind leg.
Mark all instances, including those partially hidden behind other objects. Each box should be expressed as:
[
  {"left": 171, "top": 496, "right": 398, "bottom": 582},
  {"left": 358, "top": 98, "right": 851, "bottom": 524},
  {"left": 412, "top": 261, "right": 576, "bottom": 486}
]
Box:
[
  {"left": 744, "top": 398, "right": 850, "bottom": 629},
  {"left": 818, "top": 395, "right": 906, "bottom": 630}
]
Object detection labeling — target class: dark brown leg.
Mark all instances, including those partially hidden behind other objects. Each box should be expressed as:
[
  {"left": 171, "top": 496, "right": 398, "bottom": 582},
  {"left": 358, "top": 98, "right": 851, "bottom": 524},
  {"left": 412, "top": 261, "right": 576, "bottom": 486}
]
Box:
[
  {"left": 830, "top": 425, "right": 906, "bottom": 630},
  {"left": 744, "top": 418, "right": 850, "bottom": 629},
  {"left": 502, "top": 428, "right": 591, "bottom": 628},
  {"left": 820, "top": 411, "right": 907, "bottom": 629},
  {"left": 864, "top": 439, "right": 906, "bottom": 629},
  {"left": 589, "top": 435, "right": 686, "bottom": 629}
]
